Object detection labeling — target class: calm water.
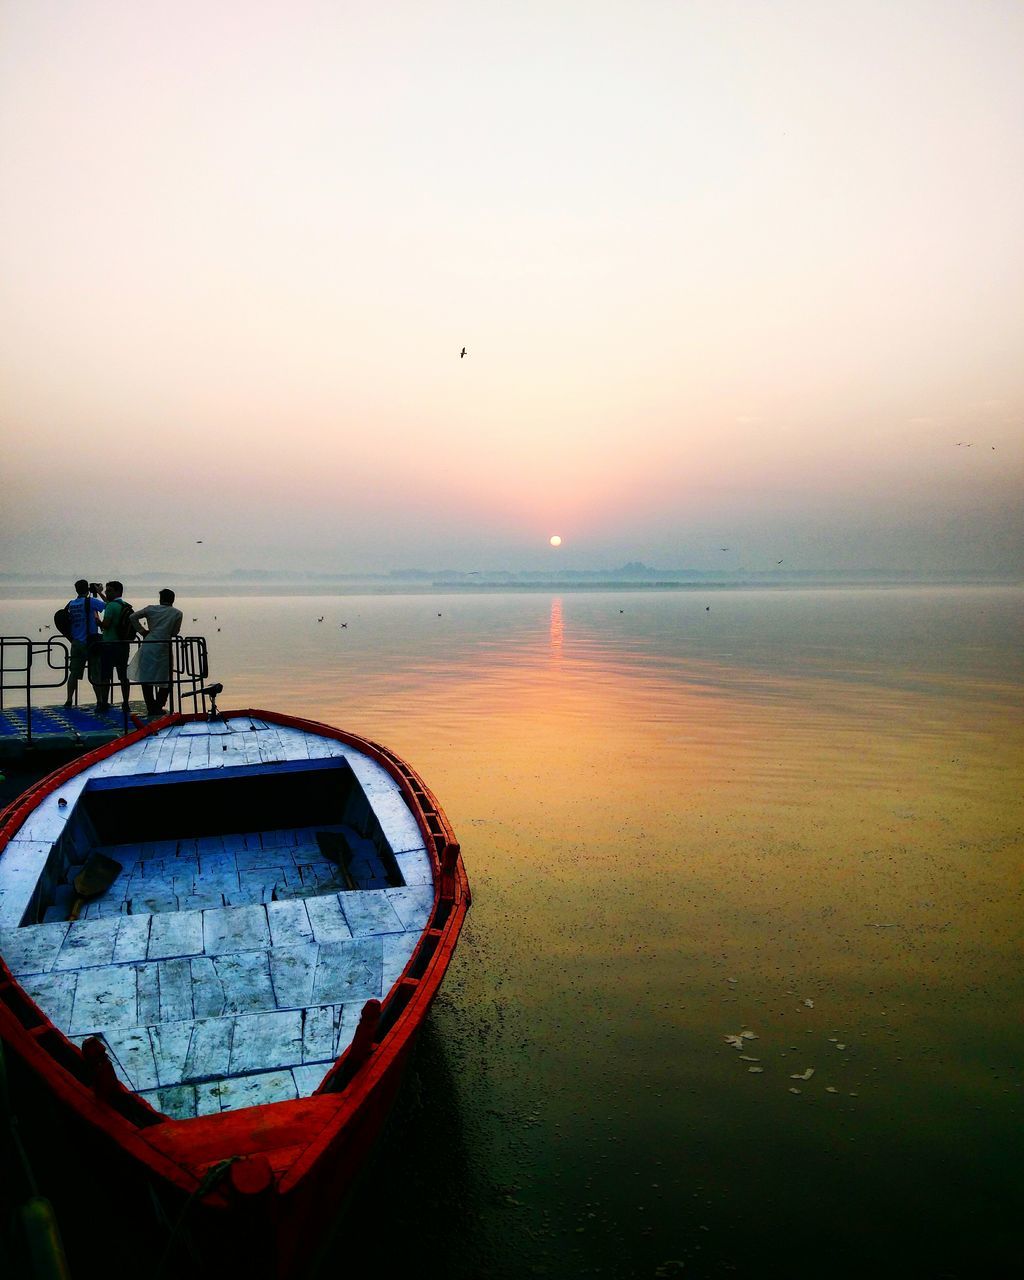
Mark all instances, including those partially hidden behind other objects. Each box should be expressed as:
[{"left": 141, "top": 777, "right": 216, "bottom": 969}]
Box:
[{"left": 2, "top": 588, "right": 1022, "bottom": 1278}]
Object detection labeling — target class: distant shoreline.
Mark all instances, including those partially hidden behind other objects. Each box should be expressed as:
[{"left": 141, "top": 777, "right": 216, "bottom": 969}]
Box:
[{"left": 2, "top": 577, "right": 1020, "bottom": 600}]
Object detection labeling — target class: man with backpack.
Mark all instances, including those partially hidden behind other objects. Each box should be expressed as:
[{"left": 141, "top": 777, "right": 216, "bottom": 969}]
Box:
[
  {"left": 96, "top": 580, "right": 137, "bottom": 714},
  {"left": 60, "top": 579, "right": 106, "bottom": 708}
]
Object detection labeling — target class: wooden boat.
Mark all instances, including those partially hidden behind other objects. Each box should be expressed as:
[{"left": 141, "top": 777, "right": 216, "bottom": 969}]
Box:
[{"left": 0, "top": 708, "right": 469, "bottom": 1275}]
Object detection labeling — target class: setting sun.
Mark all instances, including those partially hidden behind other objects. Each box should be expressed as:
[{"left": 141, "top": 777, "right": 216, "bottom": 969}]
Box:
[{"left": 549, "top": 535, "right": 562, "bottom": 547}]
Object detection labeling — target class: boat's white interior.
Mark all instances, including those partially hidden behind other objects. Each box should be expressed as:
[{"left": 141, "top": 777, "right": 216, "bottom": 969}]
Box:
[{"left": 0, "top": 718, "right": 435, "bottom": 1118}]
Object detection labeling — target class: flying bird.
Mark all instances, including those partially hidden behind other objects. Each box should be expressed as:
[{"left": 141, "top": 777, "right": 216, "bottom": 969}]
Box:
[
  {"left": 720, "top": 547, "right": 730, "bottom": 551},
  {"left": 460, "top": 347, "right": 467, "bottom": 358},
  {"left": 196, "top": 540, "right": 203, "bottom": 544},
  {"left": 777, "top": 559, "right": 784, "bottom": 565}
]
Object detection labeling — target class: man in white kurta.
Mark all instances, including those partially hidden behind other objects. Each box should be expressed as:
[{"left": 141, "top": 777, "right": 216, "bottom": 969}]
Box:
[{"left": 128, "top": 589, "right": 183, "bottom": 714}]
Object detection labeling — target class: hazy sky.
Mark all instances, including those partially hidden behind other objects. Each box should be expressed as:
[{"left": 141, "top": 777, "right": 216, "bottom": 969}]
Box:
[{"left": 2, "top": 1, "right": 1022, "bottom": 575}]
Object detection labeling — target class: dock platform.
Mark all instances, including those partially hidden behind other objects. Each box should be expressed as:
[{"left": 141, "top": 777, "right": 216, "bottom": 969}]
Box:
[{"left": 0, "top": 704, "right": 150, "bottom": 761}]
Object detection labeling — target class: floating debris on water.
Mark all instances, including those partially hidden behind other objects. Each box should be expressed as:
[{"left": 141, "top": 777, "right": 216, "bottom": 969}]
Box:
[
  {"left": 724, "top": 1030, "right": 758, "bottom": 1049},
  {"left": 803, "top": 998, "right": 815, "bottom": 1008},
  {"left": 748, "top": 1066, "right": 764, "bottom": 1073},
  {"left": 739, "top": 1055, "right": 760, "bottom": 1062},
  {"left": 789, "top": 1087, "right": 802, "bottom": 1094},
  {"left": 836, "top": 1043, "right": 847, "bottom": 1050},
  {"left": 826, "top": 1087, "right": 838, "bottom": 1094},
  {"left": 790, "top": 1068, "right": 815, "bottom": 1080}
]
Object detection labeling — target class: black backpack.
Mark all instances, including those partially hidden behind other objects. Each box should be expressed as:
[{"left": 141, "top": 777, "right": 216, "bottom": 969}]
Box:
[
  {"left": 53, "top": 605, "right": 73, "bottom": 639},
  {"left": 114, "top": 601, "right": 136, "bottom": 641}
]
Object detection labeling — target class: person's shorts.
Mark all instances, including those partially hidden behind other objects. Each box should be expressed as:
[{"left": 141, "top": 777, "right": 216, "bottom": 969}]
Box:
[
  {"left": 99, "top": 641, "right": 130, "bottom": 683},
  {"left": 69, "top": 639, "right": 100, "bottom": 682}
]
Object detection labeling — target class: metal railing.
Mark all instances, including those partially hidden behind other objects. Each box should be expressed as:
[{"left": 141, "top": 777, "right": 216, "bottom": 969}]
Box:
[{"left": 0, "top": 635, "right": 211, "bottom": 744}]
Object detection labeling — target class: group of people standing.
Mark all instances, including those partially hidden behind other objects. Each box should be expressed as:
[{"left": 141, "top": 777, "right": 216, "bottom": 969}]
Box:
[{"left": 63, "top": 580, "right": 183, "bottom": 716}]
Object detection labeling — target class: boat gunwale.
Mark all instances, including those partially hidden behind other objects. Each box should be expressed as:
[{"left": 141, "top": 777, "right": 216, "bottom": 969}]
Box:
[{"left": 0, "top": 706, "right": 469, "bottom": 1200}]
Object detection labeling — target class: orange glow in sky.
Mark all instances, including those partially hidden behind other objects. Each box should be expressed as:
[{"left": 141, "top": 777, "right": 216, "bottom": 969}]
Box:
[{"left": 0, "top": 2, "right": 1021, "bottom": 576}]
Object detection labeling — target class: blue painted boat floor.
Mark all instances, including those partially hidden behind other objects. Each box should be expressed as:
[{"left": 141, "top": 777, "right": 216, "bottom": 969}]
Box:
[
  {"left": 2, "top": 823, "right": 435, "bottom": 1118},
  {"left": 65, "top": 823, "right": 394, "bottom": 920}
]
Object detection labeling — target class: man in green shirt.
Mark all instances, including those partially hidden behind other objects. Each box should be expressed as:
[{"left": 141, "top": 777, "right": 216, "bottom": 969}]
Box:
[{"left": 96, "top": 579, "right": 135, "bottom": 713}]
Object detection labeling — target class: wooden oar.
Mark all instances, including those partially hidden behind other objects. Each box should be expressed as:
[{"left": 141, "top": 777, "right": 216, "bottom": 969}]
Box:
[{"left": 68, "top": 852, "right": 123, "bottom": 921}]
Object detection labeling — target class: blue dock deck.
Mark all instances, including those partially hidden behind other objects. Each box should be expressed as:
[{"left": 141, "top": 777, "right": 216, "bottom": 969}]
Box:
[{"left": 0, "top": 704, "right": 150, "bottom": 760}]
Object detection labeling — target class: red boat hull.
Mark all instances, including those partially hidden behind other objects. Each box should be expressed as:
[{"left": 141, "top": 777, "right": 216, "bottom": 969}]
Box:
[{"left": 0, "top": 709, "right": 470, "bottom": 1276}]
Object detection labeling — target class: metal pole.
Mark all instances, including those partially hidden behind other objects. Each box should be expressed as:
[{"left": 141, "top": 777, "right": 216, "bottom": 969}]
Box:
[{"left": 25, "top": 641, "right": 33, "bottom": 747}]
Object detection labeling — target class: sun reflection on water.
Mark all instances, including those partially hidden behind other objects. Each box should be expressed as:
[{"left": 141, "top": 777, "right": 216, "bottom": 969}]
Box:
[{"left": 548, "top": 595, "right": 563, "bottom": 657}]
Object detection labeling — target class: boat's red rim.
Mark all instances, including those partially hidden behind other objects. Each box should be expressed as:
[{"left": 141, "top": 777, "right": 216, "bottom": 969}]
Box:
[{"left": 0, "top": 708, "right": 470, "bottom": 1201}]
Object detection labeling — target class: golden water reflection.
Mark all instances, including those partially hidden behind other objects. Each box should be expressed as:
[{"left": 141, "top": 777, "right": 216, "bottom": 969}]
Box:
[
  {"left": 549, "top": 595, "right": 563, "bottom": 656},
  {"left": 208, "top": 591, "right": 1022, "bottom": 1005}
]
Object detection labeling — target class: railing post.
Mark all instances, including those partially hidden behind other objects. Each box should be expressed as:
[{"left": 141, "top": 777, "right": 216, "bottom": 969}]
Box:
[
  {"left": 25, "top": 643, "right": 33, "bottom": 746},
  {"left": 167, "top": 637, "right": 176, "bottom": 714}
]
